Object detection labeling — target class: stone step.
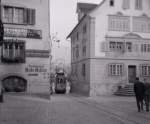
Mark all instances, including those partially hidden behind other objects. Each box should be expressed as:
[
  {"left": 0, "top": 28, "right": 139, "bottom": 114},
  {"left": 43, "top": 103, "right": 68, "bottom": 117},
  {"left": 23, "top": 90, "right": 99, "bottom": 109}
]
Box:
[{"left": 114, "top": 84, "right": 134, "bottom": 96}]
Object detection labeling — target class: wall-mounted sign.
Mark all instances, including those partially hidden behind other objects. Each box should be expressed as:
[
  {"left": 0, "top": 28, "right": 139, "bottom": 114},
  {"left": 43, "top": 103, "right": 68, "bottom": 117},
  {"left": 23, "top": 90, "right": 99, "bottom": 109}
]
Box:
[
  {"left": 25, "top": 64, "right": 47, "bottom": 73},
  {"left": 4, "top": 27, "right": 42, "bottom": 39}
]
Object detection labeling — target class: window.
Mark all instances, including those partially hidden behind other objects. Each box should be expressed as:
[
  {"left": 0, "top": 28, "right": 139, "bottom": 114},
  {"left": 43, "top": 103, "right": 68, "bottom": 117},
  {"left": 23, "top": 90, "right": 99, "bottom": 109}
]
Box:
[
  {"left": 135, "top": 0, "right": 142, "bottom": 10},
  {"left": 76, "top": 32, "right": 79, "bottom": 41},
  {"left": 2, "top": 40, "right": 25, "bottom": 63},
  {"left": 82, "top": 63, "right": 86, "bottom": 77},
  {"left": 133, "top": 17, "right": 150, "bottom": 33},
  {"left": 122, "top": 0, "right": 130, "bottom": 9},
  {"left": 76, "top": 45, "right": 79, "bottom": 58},
  {"left": 108, "top": 64, "right": 123, "bottom": 76},
  {"left": 14, "top": 8, "right": 24, "bottom": 24},
  {"left": 141, "top": 65, "right": 150, "bottom": 76},
  {"left": 126, "top": 42, "right": 132, "bottom": 52},
  {"left": 110, "top": 0, "right": 114, "bottom": 6},
  {"left": 109, "top": 41, "right": 124, "bottom": 52},
  {"left": 141, "top": 44, "right": 150, "bottom": 52},
  {"left": 4, "top": 6, "right": 13, "bottom": 23},
  {"left": 82, "top": 45, "right": 86, "bottom": 56},
  {"left": 73, "top": 47, "right": 75, "bottom": 60},
  {"left": 3, "top": 6, "right": 35, "bottom": 25},
  {"left": 83, "top": 24, "right": 87, "bottom": 34},
  {"left": 108, "top": 15, "right": 130, "bottom": 31}
]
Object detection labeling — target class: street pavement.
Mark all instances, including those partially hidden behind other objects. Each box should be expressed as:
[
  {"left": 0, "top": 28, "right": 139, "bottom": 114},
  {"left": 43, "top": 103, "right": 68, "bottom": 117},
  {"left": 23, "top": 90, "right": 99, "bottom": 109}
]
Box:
[{"left": 0, "top": 93, "right": 150, "bottom": 124}]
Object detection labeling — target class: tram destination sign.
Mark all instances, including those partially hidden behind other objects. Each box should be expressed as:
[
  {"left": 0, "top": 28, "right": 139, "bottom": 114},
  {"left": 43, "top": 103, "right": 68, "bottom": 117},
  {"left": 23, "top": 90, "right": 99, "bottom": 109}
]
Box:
[{"left": 4, "top": 27, "right": 42, "bottom": 39}]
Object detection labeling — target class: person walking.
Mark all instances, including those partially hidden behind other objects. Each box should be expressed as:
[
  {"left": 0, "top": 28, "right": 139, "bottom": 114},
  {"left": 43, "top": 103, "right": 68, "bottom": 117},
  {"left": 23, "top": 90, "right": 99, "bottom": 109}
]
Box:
[
  {"left": 134, "top": 77, "right": 145, "bottom": 112},
  {"left": 143, "top": 78, "right": 150, "bottom": 112}
]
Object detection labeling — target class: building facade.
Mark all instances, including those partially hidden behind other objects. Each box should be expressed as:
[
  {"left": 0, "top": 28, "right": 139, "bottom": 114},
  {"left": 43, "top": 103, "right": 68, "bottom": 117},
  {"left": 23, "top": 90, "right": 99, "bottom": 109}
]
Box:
[
  {"left": 68, "top": 0, "right": 150, "bottom": 96},
  {"left": 0, "top": 0, "right": 50, "bottom": 93}
]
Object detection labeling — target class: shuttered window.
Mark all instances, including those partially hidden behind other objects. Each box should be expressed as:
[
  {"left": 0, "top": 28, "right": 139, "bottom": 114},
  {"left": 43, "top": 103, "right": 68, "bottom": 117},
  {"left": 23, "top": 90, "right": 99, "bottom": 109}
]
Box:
[{"left": 3, "top": 6, "right": 36, "bottom": 25}]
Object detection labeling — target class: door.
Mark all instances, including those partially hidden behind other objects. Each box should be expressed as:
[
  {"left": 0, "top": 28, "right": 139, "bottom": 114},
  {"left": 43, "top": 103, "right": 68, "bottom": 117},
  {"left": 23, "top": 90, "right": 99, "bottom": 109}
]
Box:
[{"left": 128, "top": 65, "right": 136, "bottom": 83}]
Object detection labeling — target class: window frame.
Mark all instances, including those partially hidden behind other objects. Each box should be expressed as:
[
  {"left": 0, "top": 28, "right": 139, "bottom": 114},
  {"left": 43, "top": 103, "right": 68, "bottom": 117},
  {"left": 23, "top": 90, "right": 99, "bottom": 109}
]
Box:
[
  {"left": 141, "top": 64, "right": 150, "bottom": 76},
  {"left": 3, "top": 6, "right": 36, "bottom": 25},
  {"left": 108, "top": 63, "right": 124, "bottom": 76}
]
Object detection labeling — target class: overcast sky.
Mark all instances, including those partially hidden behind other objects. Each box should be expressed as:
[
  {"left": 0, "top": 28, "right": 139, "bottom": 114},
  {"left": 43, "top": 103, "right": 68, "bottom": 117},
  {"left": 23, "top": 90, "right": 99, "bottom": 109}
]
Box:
[
  {"left": 50, "top": 0, "right": 102, "bottom": 47},
  {"left": 50, "top": 0, "right": 102, "bottom": 64}
]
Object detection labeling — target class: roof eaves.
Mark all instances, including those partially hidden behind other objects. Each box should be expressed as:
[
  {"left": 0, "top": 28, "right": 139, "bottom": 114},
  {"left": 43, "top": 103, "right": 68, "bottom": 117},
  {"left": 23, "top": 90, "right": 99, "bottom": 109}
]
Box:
[
  {"left": 87, "top": 0, "right": 106, "bottom": 14},
  {"left": 67, "top": 0, "right": 106, "bottom": 39},
  {"left": 67, "top": 14, "right": 87, "bottom": 39}
]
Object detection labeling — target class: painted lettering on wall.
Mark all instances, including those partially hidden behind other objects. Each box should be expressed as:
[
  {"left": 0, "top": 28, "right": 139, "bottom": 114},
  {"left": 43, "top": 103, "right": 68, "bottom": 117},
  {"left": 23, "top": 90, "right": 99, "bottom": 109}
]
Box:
[{"left": 25, "top": 64, "right": 47, "bottom": 73}]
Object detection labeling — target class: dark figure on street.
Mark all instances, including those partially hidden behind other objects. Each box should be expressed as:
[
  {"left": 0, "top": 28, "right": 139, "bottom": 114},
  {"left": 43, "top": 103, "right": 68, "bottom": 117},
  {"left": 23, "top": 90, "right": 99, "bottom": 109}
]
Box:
[
  {"left": 0, "top": 82, "right": 4, "bottom": 103},
  {"left": 144, "top": 78, "right": 150, "bottom": 112},
  {"left": 134, "top": 77, "right": 145, "bottom": 112}
]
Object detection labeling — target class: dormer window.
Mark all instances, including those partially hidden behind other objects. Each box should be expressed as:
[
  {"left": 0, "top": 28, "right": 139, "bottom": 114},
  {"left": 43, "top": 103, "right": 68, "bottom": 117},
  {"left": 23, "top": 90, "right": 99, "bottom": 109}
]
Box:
[
  {"left": 110, "top": 0, "right": 114, "bottom": 7},
  {"left": 135, "top": 0, "right": 142, "bottom": 10}
]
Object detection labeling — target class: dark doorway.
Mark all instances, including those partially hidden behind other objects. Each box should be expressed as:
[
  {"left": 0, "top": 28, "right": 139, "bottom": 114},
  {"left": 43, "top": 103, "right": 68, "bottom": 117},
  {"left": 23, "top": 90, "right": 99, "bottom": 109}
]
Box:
[
  {"left": 128, "top": 65, "right": 136, "bottom": 83},
  {"left": 2, "top": 76, "right": 27, "bottom": 92}
]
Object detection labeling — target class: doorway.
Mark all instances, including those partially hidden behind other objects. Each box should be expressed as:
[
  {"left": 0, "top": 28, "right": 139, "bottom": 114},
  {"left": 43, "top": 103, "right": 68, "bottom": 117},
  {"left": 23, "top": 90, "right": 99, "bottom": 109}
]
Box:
[
  {"left": 128, "top": 65, "right": 136, "bottom": 83},
  {"left": 2, "top": 76, "right": 27, "bottom": 92}
]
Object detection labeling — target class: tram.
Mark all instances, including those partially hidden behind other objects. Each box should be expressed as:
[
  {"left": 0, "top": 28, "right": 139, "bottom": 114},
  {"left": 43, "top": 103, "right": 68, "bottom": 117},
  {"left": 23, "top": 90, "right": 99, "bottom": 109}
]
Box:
[{"left": 55, "top": 71, "right": 66, "bottom": 93}]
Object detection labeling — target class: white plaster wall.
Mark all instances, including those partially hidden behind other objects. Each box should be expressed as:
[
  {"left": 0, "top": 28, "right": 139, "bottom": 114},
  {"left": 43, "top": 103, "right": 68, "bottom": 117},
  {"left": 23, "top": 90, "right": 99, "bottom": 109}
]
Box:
[
  {"left": 1, "top": 0, "right": 50, "bottom": 50},
  {"left": 0, "top": 0, "right": 50, "bottom": 93},
  {"left": 90, "top": 0, "right": 150, "bottom": 57}
]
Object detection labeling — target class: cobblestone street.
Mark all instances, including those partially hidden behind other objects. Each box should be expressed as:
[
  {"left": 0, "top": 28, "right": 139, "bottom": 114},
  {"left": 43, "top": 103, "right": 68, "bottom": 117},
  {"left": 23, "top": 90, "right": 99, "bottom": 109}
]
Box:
[{"left": 0, "top": 93, "right": 150, "bottom": 124}]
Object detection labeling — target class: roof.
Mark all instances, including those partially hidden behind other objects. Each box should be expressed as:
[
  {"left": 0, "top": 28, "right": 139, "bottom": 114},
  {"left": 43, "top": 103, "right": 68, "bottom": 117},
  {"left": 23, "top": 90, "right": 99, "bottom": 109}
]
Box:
[
  {"left": 76, "top": 2, "right": 98, "bottom": 14},
  {"left": 67, "top": 0, "right": 106, "bottom": 39}
]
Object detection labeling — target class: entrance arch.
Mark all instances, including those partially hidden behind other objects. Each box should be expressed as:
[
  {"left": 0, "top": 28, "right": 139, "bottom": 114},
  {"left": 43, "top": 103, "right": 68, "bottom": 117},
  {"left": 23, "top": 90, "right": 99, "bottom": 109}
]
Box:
[{"left": 2, "top": 75, "right": 27, "bottom": 92}]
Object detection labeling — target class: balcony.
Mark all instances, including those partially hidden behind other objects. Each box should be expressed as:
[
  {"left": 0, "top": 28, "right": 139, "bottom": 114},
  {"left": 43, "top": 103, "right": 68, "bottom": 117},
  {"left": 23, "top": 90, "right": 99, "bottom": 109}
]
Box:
[{"left": 1, "top": 40, "right": 25, "bottom": 63}]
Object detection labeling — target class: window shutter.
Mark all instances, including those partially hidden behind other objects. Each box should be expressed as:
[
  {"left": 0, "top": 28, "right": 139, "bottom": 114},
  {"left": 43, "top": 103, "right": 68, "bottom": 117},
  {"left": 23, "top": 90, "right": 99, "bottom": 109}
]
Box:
[
  {"left": 31, "top": 9, "right": 36, "bottom": 25},
  {"left": 27, "top": 9, "right": 35, "bottom": 25},
  {"left": 101, "top": 42, "right": 105, "bottom": 52},
  {"left": 27, "top": 8, "right": 31, "bottom": 25},
  {"left": 101, "top": 42, "right": 109, "bottom": 52},
  {"left": 133, "top": 44, "right": 139, "bottom": 52},
  {"left": 23, "top": 8, "right": 28, "bottom": 24}
]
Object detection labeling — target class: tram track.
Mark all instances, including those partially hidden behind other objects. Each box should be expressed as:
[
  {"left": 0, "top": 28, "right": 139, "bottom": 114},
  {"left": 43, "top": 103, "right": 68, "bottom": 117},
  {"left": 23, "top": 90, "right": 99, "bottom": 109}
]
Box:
[{"left": 70, "top": 95, "right": 149, "bottom": 124}]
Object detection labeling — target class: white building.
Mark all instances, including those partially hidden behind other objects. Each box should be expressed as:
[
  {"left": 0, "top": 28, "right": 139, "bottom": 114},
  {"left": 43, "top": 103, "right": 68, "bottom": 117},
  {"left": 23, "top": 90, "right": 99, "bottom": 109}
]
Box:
[
  {"left": 68, "top": 0, "right": 150, "bottom": 96},
  {"left": 0, "top": 0, "right": 50, "bottom": 93}
]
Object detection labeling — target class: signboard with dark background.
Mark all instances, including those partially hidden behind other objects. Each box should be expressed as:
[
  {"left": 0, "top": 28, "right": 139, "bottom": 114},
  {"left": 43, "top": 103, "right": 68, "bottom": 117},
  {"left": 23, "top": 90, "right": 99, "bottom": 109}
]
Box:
[{"left": 4, "top": 27, "right": 42, "bottom": 39}]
